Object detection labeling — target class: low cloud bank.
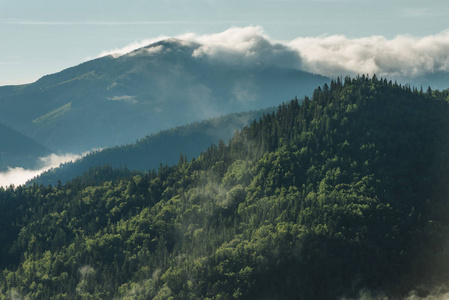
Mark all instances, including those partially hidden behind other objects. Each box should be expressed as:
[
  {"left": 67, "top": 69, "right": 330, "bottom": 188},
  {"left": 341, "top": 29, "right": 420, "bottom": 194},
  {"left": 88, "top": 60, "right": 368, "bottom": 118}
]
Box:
[
  {"left": 184, "top": 26, "right": 303, "bottom": 69},
  {"left": 289, "top": 32, "right": 449, "bottom": 80},
  {"left": 0, "top": 153, "right": 83, "bottom": 188},
  {"left": 99, "top": 26, "right": 449, "bottom": 82}
]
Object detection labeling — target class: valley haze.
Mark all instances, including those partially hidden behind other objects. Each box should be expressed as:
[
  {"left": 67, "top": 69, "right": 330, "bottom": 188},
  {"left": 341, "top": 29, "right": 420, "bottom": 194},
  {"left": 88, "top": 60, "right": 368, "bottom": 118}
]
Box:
[{"left": 0, "top": 153, "right": 83, "bottom": 187}]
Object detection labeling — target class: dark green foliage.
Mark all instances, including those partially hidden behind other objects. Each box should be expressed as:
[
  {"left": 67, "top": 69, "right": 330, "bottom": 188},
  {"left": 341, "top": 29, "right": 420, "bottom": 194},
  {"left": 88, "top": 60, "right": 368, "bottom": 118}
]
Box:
[{"left": 2, "top": 76, "right": 449, "bottom": 299}]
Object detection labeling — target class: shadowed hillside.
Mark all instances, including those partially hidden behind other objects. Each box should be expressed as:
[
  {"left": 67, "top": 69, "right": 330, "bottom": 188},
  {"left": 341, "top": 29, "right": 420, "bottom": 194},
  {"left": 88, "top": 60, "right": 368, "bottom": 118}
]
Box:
[
  {"left": 30, "top": 108, "right": 274, "bottom": 186},
  {"left": 0, "top": 122, "right": 51, "bottom": 171}
]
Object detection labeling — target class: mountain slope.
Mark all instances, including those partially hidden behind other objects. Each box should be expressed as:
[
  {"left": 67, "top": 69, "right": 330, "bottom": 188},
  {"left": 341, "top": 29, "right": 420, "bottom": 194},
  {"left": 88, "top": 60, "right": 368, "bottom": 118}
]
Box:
[
  {"left": 0, "top": 122, "right": 51, "bottom": 171},
  {"left": 3, "top": 77, "right": 449, "bottom": 298},
  {"left": 0, "top": 39, "right": 329, "bottom": 153},
  {"left": 30, "top": 108, "right": 274, "bottom": 186}
]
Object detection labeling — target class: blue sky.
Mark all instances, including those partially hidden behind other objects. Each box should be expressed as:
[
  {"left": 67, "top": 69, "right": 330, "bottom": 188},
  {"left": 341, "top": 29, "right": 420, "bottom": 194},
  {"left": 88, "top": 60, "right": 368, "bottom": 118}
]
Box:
[{"left": 1, "top": 0, "right": 449, "bottom": 85}]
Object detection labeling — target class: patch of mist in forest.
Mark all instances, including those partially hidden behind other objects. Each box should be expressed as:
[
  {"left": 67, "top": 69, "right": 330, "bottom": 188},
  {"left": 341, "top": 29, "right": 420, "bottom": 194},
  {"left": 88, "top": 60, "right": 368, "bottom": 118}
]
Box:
[{"left": 341, "top": 287, "right": 449, "bottom": 300}]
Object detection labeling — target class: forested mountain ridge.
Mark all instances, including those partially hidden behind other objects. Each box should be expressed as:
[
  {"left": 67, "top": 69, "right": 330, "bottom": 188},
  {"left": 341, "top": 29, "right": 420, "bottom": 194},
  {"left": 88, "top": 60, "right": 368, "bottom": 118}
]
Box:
[
  {"left": 0, "top": 38, "right": 328, "bottom": 153},
  {"left": 29, "top": 108, "right": 274, "bottom": 187},
  {"left": 2, "top": 77, "right": 449, "bottom": 299}
]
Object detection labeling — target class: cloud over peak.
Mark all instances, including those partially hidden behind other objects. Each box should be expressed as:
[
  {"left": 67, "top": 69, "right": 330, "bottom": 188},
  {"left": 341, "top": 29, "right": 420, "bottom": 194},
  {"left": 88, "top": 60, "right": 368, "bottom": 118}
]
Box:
[
  {"left": 186, "top": 26, "right": 302, "bottom": 69},
  {"left": 99, "top": 26, "right": 449, "bottom": 81}
]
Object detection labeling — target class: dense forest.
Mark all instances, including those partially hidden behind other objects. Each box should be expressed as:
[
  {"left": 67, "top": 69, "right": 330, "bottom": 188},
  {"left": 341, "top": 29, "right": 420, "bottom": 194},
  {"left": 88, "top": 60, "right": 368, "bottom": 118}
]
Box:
[
  {"left": 2, "top": 76, "right": 449, "bottom": 299},
  {"left": 30, "top": 108, "right": 274, "bottom": 187}
]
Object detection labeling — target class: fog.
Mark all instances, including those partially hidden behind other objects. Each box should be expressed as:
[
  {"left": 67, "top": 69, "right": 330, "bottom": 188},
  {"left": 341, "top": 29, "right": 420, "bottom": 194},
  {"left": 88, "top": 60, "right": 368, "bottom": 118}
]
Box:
[
  {"left": 341, "top": 288, "right": 449, "bottom": 300},
  {"left": 0, "top": 153, "right": 83, "bottom": 187}
]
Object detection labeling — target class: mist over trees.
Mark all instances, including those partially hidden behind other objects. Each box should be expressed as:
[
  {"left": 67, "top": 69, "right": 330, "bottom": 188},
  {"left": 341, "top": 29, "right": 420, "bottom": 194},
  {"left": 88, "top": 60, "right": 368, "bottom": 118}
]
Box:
[
  {"left": 2, "top": 77, "right": 449, "bottom": 299},
  {"left": 29, "top": 108, "right": 274, "bottom": 187}
]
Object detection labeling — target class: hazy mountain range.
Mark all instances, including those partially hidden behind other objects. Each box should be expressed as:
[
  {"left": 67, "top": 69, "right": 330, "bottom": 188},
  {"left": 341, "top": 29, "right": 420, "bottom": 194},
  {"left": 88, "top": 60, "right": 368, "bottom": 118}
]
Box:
[
  {"left": 2, "top": 33, "right": 449, "bottom": 187},
  {"left": 0, "top": 122, "right": 51, "bottom": 171},
  {"left": 0, "top": 38, "right": 328, "bottom": 156}
]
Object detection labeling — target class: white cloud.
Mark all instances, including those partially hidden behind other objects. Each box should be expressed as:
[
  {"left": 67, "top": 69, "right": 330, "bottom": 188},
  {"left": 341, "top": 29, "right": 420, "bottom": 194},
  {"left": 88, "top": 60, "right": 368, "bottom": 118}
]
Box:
[
  {"left": 0, "top": 167, "right": 45, "bottom": 188},
  {"left": 289, "top": 31, "right": 449, "bottom": 79},
  {"left": 0, "top": 152, "right": 87, "bottom": 188},
  {"left": 106, "top": 95, "right": 138, "bottom": 103},
  {"left": 181, "top": 26, "right": 302, "bottom": 69},
  {"left": 98, "top": 26, "right": 449, "bottom": 82},
  {"left": 98, "top": 26, "right": 302, "bottom": 69}
]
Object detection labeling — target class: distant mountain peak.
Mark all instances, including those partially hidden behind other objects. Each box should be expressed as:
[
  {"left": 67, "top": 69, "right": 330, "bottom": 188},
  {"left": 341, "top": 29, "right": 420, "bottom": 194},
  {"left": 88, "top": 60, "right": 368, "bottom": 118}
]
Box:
[
  {"left": 0, "top": 36, "right": 329, "bottom": 154},
  {"left": 147, "top": 38, "right": 197, "bottom": 48},
  {"left": 122, "top": 38, "right": 200, "bottom": 58}
]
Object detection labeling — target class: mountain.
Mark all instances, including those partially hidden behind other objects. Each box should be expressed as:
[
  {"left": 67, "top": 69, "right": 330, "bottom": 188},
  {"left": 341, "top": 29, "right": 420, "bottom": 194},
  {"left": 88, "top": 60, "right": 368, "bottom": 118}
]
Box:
[
  {"left": 0, "top": 121, "right": 51, "bottom": 171},
  {"left": 0, "top": 39, "right": 329, "bottom": 153},
  {"left": 30, "top": 108, "right": 274, "bottom": 186},
  {"left": 2, "top": 77, "right": 449, "bottom": 298}
]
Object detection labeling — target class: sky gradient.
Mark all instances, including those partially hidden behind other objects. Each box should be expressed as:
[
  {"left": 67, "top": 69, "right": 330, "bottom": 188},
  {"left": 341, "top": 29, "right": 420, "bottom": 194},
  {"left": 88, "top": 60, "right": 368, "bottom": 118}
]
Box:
[{"left": 1, "top": 0, "right": 449, "bottom": 85}]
